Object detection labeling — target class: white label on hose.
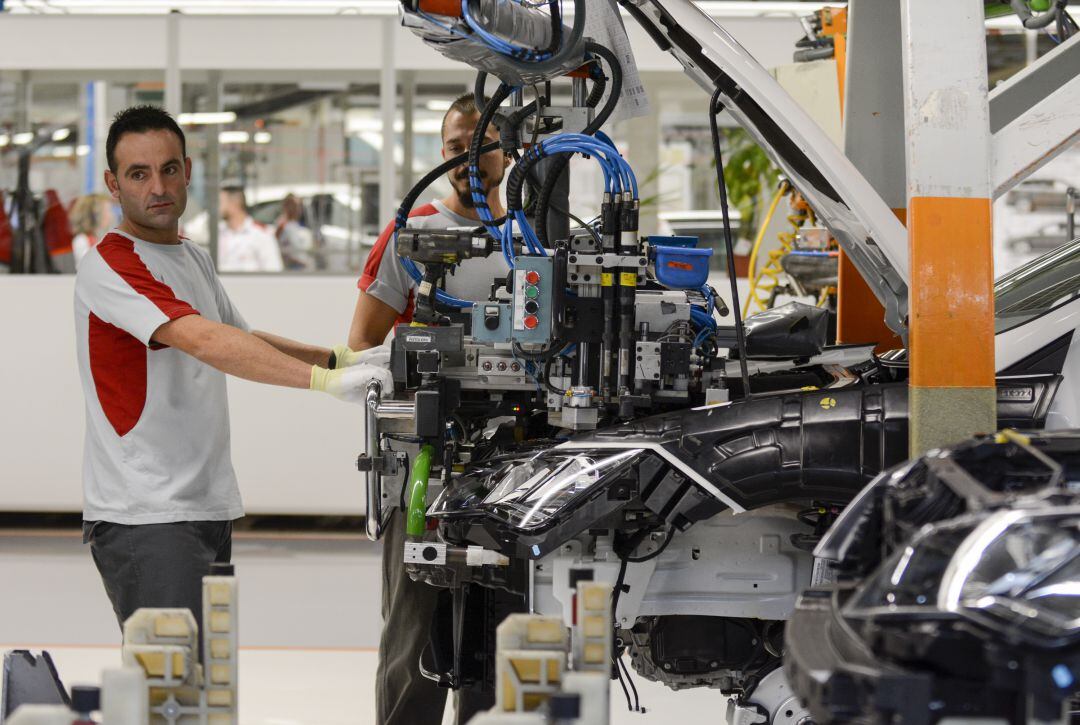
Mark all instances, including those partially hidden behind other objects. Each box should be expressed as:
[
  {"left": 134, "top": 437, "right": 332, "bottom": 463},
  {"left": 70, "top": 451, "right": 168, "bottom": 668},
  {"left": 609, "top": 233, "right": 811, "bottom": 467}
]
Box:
[{"left": 586, "top": 0, "right": 650, "bottom": 122}]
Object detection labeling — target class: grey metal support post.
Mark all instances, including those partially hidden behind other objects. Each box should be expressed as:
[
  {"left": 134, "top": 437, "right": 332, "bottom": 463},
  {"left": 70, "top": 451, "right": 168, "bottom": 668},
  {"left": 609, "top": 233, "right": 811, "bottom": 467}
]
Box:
[
  {"left": 164, "top": 11, "right": 182, "bottom": 118},
  {"left": 206, "top": 70, "right": 223, "bottom": 269},
  {"left": 379, "top": 17, "right": 398, "bottom": 224},
  {"left": 15, "top": 71, "right": 30, "bottom": 133},
  {"left": 401, "top": 70, "right": 415, "bottom": 192}
]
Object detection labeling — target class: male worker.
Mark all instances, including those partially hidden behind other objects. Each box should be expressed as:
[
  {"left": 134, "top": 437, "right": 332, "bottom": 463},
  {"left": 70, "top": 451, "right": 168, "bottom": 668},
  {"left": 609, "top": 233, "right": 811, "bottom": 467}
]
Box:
[
  {"left": 217, "top": 185, "right": 284, "bottom": 272},
  {"left": 347, "top": 92, "right": 512, "bottom": 725},
  {"left": 75, "top": 105, "right": 386, "bottom": 644}
]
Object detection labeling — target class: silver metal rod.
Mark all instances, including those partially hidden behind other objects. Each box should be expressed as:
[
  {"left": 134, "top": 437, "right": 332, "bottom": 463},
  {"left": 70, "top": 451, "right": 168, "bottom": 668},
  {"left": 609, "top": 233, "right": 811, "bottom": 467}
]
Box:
[
  {"left": 572, "top": 76, "right": 588, "bottom": 107},
  {"left": 375, "top": 400, "right": 417, "bottom": 420},
  {"left": 528, "top": 561, "right": 536, "bottom": 614},
  {"left": 364, "top": 381, "right": 385, "bottom": 541},
  {"left": 577, "top": 341, "right": 590, "bottom": 386}
]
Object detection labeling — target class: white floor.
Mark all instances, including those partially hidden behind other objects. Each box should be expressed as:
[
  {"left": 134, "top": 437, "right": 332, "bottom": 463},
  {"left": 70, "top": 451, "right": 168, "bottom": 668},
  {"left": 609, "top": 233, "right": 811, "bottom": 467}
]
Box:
[{"left": 0, "top": 530, "right": 727, "bottom": 724}]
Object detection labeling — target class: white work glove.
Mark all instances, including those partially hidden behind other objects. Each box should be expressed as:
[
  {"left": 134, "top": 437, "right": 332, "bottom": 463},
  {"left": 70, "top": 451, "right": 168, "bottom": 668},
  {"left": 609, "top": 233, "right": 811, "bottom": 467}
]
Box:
[
  {"left": 310, "top": 362, "right": 393, "bottom": 404},
  {"left": 331, "top": 343, "right": 392, "bottom": 370}
]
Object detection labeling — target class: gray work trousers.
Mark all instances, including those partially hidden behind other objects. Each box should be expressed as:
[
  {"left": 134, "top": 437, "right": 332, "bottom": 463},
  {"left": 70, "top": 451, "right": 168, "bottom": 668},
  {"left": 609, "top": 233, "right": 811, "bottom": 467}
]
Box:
[
  {"left": 84, "top": 520, "right": 232, "bottom": 659},
  {"left": 376, "top": 509, "right": 490, "bottom": 725}
]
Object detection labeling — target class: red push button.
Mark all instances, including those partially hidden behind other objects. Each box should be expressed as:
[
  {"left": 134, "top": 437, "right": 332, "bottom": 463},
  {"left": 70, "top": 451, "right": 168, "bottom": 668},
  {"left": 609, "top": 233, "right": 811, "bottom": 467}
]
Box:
[
  {"left": 524, "top": 315, "right": 539, "bottom": 330},
  {"left": 524, "top": 270, "right": 540, "bottom": 285}
]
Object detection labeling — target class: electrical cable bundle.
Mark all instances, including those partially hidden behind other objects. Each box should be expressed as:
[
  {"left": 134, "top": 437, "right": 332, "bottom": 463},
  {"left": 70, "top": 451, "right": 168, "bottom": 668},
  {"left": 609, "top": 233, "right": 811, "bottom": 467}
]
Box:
[
  {"left": 504, "top": 132, "right": 638, "bottom": 259},
  {"left": 690, "top": 287, "right": 719, "bottom": 352},
  {"left": 463, "top": 0, "right": 587, "bottom": 76},
  {"left": 460, "top": 0, "right": 556, "bottom": 62}
]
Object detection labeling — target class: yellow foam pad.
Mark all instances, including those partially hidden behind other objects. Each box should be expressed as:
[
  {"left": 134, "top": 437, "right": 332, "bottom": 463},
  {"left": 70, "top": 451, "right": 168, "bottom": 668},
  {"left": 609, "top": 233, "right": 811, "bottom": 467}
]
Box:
[
  {"left": 583, "top": 642, "right": 607, "bottom": 664},
  {"left": 210, "top": 664, "right": 231, "bottom": 685},
  {"left": 525, "top": 619, "right": 564, "bottom": 644},
  {"left": 134, "top": 652, "right": 186, "bottom": 679},
  {"left": 583, "top": 586, "right": 608, "bottom": 611},
  {"left": 210, "top": 638, "right": 231, "bottom": 659},
  {"left": 153, "top": 614, "right": 191, "bottom": 638},
  {"left": 508, "top": 656, "right": 561, "bottom": 684},
  {"left": 207, "top": 689, "right": 233, "bottom": 707},
  {"left": 208, "top": 583, "right": 232, "bottom": 606},
  {"left": 582, "top": 615, "right": 606, "bottom": 638}
]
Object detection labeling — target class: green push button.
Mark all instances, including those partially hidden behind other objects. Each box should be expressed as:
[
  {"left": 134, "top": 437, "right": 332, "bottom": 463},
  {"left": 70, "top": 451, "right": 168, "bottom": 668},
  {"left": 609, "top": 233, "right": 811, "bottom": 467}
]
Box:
[{"left": 524, "top": 285, "right": 539, "bottom": 299}]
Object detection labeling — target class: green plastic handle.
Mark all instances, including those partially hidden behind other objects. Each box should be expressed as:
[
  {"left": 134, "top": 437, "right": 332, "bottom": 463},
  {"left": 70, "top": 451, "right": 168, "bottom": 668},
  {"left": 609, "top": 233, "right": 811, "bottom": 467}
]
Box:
[
  {"left": 1030, "top": 0, "right": 1052, "bottom": 11},
  {"left": 406, "top": 444, "right": 435, "bottom": 538}
]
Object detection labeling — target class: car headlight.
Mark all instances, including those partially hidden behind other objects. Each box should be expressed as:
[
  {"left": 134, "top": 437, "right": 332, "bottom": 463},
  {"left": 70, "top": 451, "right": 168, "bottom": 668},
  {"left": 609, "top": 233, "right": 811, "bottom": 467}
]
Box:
[
  {"left": 843, "top": 506, "right": 1080, "bottom": 648},
  {"left": 428, "top": 447, "right": 646, "bottom": 532},
  {"left": 842, "top": 518, "right": 980, "bottom": 618},
  {"left": 941, "top": 507, "right": 1080, "bottom": 647}
]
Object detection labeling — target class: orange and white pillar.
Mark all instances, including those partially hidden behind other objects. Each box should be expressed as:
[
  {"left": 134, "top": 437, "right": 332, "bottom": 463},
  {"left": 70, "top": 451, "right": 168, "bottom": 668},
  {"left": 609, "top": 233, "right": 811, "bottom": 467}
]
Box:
[{"left": 900, "top": 0, "right": 996, "bottom": 454}]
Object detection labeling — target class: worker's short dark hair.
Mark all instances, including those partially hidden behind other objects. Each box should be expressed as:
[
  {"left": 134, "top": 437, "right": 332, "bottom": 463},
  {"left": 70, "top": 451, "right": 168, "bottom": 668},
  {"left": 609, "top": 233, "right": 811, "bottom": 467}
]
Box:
[
  {"left": 441, "top": 92, "right": 491, "bottom": 140},
  {"left": 221, "top": 185, "right": 247, "bottom": 211},
  {"left": 106, "top": 105, "right": 187, "bottom": 174}
]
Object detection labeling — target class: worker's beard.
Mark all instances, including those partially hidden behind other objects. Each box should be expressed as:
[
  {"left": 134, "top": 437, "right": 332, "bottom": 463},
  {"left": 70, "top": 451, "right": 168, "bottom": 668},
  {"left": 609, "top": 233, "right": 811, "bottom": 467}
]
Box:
[
  {"left": 453, "top": 166, "right": 504, "bottom": 211},
  {"left": 457, "top": 186, "right": 477, "bottom": 209}
]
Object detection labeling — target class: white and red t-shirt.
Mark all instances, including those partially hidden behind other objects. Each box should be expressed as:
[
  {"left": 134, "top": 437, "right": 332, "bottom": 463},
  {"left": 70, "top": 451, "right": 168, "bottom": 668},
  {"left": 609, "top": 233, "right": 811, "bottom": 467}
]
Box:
[
  {"left": 74, "top": 230, "right": 248, "bottom": 525},
  {"left": 359, "top": 200, "right": 510, "bottom": 325}
]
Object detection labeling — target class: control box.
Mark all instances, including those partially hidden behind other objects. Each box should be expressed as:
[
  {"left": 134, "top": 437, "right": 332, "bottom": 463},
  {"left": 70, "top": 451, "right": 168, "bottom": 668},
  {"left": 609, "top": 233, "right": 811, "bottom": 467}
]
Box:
[{"left": 472, "top": 256, "right": 555, "bottom": 345}]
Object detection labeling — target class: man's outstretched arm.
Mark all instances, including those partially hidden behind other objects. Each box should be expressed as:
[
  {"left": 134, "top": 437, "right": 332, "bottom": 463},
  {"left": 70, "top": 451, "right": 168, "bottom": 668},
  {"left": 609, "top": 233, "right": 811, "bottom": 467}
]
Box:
[
  {"left": 252, "top": 330, "right": 333, "bottom": 368},
  {"left": 155, "top": 316, "right": 316, "bottom": 387},
  {"left": 154, "top": 315, "right": 390, "bottom": 403}
]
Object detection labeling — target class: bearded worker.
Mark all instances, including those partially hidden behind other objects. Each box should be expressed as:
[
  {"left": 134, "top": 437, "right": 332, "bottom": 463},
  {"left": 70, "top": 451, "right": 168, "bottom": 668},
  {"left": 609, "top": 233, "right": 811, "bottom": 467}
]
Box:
[{"left": 346, "top": 92, "right": 512, "bottom": 725}]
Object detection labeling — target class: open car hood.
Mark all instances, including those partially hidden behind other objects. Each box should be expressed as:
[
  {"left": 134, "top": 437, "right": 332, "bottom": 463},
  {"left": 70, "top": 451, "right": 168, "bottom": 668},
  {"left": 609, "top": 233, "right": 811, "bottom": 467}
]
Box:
[{"left": 626, "top": 0, "right": 909, "bottom": 335}]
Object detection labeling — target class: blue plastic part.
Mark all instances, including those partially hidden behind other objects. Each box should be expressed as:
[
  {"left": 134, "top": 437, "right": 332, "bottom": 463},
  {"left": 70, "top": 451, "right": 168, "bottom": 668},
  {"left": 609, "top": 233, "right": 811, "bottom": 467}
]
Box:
[
  {"left": 648, "top": 235, "right": 699, "bottom": 249},
  {"left": 1052, "top": 664, "right": 1074, "bottom": 689},
  {"left": 654, "top": 245, "right": 713, "bottom": 289}
]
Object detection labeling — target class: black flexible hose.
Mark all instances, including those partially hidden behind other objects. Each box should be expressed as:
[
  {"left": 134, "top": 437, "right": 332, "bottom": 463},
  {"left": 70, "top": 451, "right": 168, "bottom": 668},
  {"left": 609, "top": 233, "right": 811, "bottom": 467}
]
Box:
[
  {"left": 536, "top": 41, "right": 624, "bottom": 246},
  {"left": 545, "top": 0, "right": 562, "bottom": 57},
  {"left": 617, "top": 0, "right": 671, "bottom": 51},
  {"left": 475, "top": 73, "right": 540, "bottom": 145},
  {"left": 618, "top": 654, "right": 641, "bottom": 712},
  {"left": 624, "top": 528, "right": 676, "bottom": 563},
  {"left": 709, "top": 88, "right": 752, "bottom": 401},
  {"left": 466, "top": 82, "right": 514, "bottom": 225},
  {"left": 474, "top": 72, "right": 492, "bottom": 117},
  {"left": 393, "top": 141, "right": 501, "bottom": 233}
]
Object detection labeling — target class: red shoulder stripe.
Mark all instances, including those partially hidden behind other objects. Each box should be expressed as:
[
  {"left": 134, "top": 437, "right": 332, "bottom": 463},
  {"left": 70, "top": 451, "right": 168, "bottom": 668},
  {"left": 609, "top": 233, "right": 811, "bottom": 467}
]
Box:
[
  {"left": 358, "top": 203, "right": 441, "bottom": 291},
  {"left": 96, "top": 234, "right": 199, "bottom": 320}
]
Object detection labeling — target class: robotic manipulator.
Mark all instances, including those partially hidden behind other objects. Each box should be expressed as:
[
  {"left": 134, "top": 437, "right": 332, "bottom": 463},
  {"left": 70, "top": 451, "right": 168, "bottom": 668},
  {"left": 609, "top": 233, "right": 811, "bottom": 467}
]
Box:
[
  {"left": 358, "top": 0, "right": 747, "bottom": 538},
  {"left": 359, "top": 0, "right": 744, "bottom": 542}
]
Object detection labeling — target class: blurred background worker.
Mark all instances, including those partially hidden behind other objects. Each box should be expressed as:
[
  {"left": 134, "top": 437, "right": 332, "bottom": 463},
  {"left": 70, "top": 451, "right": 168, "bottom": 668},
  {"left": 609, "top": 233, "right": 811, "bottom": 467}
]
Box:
[
  {"left": 70, "top": 193, "right": 116, "bottom": 267},
  {"left": 218, "top": 185, "right": 284, "bottom": 272},
  {"left": 347, "top": 92, "right": 511, "bottom": 725},
  {"left": 275, "top": 192, "right": 314, "bottom": 270}
]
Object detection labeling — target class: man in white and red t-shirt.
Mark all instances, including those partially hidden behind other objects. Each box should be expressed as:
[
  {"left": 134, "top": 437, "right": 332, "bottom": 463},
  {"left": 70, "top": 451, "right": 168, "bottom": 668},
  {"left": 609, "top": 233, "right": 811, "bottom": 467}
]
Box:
[
  {"left": 76, "top": 105, "right": 389, "bottom": 647},
  {"left": 347, "top": 93, "right": 511, "bottom": 725}
]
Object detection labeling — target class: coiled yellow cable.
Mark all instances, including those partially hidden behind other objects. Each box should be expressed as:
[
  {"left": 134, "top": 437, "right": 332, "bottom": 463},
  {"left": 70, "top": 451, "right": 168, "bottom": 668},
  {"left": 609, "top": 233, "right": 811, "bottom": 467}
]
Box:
[{"left": 744, "top": 184, "right": 815, "bottom": 317}]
